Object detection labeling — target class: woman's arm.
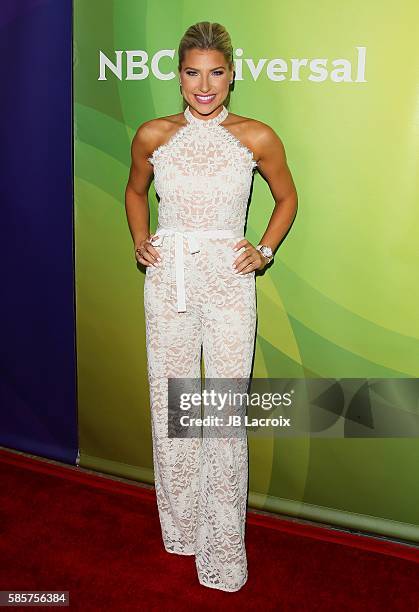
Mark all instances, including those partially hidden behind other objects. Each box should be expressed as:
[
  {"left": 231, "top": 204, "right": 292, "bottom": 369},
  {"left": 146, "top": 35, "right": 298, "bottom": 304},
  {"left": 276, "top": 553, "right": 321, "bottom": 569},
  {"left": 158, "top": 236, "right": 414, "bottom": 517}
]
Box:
[
  {"left": 233, "top": 121, "right": 298, "bottom": 274},
  {"left": 254, "top": 122, "right": 298, "bottom": 254},
  {"left": 125, "top": 122, "right": 161, "bottom": 267}
]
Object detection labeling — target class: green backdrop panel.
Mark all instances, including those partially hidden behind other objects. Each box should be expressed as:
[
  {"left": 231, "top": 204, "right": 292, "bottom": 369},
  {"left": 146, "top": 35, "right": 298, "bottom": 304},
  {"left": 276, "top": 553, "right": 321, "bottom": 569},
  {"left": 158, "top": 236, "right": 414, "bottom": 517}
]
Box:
[{"left": 74, "top": 0, "right": 419, "bottom": 542}]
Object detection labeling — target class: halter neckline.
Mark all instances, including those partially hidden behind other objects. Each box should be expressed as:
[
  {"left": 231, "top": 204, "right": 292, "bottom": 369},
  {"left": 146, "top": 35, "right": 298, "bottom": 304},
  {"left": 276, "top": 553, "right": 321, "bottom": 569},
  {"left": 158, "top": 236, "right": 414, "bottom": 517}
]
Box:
[{"left": 184, "top": 104, "right": 228, "bottom": 127}]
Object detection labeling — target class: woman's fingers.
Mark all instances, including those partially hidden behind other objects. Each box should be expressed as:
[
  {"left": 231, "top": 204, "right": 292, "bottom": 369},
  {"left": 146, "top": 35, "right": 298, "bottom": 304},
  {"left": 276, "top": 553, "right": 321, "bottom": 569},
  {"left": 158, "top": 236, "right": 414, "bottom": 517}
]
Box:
[
  {"left": 146, "top": 236, "right": 162, "bottom": 265},
  {"left": 232, "top": 243, "right": 259, "bottom": 273},
  {"left": 135, "top": 238, "right": 162, "bottom": 267},
  {"left": 144, "top": 244, "right": 161, "bottom": 266}
]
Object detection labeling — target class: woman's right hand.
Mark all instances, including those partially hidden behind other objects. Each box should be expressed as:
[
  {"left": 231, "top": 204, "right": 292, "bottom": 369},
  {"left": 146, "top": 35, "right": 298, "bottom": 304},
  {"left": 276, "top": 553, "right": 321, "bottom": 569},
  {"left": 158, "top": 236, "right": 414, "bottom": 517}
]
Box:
[{"left": 135, "top": 235, "right": 162, "bottom": 267}]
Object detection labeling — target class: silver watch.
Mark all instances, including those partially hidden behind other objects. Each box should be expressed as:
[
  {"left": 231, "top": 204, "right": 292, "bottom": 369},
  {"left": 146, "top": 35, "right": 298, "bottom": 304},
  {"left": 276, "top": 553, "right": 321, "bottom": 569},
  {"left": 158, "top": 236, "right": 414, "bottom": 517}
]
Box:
[{"left": 256, "top": 244, "right": 273, "bottom": 263}]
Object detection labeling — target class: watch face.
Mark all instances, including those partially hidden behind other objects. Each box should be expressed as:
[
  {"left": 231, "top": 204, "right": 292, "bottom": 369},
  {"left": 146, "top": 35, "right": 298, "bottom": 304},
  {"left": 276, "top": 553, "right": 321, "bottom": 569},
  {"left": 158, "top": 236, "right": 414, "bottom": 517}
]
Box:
[{"left": 261, "top": 246, "right": 273, "bottom": 258}]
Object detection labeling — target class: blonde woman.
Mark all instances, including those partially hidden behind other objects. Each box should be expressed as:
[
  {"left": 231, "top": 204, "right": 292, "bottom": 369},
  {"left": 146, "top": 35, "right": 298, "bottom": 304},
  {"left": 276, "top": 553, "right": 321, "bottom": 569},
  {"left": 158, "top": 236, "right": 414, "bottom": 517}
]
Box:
[{"left": 125, "top": 21, "right": 298, "bottom": 592}]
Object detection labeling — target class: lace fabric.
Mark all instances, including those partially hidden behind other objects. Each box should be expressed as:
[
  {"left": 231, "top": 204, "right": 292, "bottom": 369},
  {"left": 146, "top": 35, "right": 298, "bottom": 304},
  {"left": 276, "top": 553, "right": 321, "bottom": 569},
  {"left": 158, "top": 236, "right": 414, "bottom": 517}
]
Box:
[
  {"left": 144, "top": 104, "right": 257, "bottom": 592},
  {"left": 147, "top": 104, "right": 257, "bottom": 231}
]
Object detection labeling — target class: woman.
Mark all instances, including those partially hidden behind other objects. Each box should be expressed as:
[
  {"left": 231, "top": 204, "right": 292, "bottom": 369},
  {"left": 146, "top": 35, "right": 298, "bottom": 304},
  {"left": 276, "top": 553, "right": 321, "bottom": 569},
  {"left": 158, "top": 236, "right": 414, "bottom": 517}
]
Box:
[{"left": 125, "top": 21, "right": 298, "bottom": 592}]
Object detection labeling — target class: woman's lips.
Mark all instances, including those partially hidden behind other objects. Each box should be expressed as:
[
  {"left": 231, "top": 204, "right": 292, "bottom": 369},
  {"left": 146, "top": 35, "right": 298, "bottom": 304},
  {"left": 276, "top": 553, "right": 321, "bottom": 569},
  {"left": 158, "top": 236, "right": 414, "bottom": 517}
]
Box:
[{"left": 194, "top": 94, "right": 216, "bottom": 104}]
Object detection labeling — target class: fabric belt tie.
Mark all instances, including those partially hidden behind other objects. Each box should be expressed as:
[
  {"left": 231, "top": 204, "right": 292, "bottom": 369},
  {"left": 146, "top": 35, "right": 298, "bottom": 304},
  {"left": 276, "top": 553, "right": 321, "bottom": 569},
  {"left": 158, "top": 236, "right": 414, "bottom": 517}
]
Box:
[{"left": 150, "top": 227, "right": 243, "bottom": 312}]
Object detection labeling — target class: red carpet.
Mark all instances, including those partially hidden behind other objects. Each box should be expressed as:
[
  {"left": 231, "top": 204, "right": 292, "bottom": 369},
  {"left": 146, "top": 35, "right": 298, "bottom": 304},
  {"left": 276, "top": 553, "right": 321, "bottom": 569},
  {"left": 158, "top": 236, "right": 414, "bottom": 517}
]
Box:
[{"left": 0, "top": 448, "right": 418, "bottom": 611}]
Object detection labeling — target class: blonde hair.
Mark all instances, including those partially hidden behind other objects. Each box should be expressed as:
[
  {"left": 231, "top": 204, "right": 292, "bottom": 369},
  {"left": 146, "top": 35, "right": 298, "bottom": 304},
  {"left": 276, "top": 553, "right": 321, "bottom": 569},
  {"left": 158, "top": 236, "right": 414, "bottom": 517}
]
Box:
[{"left": 178, "top": 22, "right": 234, "bottom": 72}]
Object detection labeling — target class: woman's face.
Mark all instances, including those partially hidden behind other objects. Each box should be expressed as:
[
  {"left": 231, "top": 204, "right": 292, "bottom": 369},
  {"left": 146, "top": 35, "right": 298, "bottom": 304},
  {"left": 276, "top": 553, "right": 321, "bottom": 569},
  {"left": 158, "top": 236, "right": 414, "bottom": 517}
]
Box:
[{"left": 179, "top": 48, "right": 233, "bottom": 115}]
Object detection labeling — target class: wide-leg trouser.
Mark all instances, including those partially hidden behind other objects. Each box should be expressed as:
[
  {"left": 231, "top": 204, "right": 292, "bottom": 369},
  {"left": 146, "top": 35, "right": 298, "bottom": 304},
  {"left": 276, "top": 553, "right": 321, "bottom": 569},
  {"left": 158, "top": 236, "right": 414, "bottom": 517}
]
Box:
[{"left": 143, "top": 234, "right": 257, "bottom": 592}]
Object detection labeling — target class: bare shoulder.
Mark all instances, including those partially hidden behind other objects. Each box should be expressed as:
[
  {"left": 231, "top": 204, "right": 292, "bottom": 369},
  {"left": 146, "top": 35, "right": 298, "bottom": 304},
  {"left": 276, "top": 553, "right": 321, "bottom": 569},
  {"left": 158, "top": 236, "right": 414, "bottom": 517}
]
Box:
[
  {"left": 132, "top": 112, "right": 185, "bottom": 157},
  {"left": 246, "top": 116, "right": 285, "bottom": 153},
  {"left": 225, "top": 111, "right": 285, "bottom": 161}
]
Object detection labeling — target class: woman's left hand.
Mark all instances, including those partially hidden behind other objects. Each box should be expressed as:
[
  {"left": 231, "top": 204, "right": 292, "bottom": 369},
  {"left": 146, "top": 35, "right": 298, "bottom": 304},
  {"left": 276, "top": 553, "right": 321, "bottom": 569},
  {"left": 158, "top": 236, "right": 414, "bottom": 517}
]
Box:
[{"left": 232, "top": 239, "right": 267, "bottom": 273}]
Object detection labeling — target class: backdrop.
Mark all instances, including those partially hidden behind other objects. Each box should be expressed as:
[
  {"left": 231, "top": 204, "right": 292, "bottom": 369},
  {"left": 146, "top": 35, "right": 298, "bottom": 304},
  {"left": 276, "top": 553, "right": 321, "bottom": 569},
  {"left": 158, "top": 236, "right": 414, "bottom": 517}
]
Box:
[
  {"left": 0, "top": 0, "right": 76, "bottom": 463},
  {"left": 73, "top": 1, "right": 419, "bottom": 542}
]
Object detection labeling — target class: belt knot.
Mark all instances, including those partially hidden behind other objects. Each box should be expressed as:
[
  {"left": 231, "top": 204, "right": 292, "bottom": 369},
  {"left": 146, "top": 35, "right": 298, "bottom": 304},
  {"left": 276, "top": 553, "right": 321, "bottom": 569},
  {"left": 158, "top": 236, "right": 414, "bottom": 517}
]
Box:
[{"left": 150, "top": 227, "right": 243, "bottom": 312}]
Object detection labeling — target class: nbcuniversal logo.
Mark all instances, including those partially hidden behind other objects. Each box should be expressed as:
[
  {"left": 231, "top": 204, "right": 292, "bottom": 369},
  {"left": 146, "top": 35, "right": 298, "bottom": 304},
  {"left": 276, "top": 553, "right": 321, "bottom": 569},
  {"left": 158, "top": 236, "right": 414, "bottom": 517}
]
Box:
[{"left": 98, "top": 46, "right": 367, "bottom": 82}]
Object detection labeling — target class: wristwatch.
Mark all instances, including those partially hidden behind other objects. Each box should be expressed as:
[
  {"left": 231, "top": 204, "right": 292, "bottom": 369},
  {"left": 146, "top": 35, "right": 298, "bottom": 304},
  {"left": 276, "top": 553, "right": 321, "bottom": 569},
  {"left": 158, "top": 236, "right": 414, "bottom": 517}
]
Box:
[{"left": 256, "top": 244, "right": 273, "bottom": 263}]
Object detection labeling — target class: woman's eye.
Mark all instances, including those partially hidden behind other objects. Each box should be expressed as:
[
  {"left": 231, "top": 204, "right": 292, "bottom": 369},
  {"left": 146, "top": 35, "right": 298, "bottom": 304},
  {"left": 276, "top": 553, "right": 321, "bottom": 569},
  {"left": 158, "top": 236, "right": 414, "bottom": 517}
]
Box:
[{"left": 185, "top": 71, "right": 225, "bottom": 76}]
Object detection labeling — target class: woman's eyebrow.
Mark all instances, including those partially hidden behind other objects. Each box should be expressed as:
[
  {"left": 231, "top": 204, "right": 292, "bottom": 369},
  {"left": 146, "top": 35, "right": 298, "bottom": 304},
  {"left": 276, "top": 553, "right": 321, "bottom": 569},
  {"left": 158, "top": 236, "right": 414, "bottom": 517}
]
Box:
[{"left": 183, "top": 65, "right": 225, "bottom": 70}]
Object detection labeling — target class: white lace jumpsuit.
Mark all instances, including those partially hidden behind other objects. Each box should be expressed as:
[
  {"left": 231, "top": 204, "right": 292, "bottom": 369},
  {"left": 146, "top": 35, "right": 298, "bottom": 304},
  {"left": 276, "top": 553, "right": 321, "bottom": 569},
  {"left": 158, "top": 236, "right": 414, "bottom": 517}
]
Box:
[{"left": 145, "top": 104, "right": 258, "bottom": 592}]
